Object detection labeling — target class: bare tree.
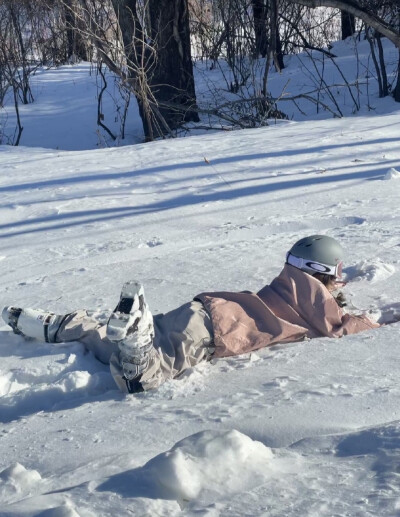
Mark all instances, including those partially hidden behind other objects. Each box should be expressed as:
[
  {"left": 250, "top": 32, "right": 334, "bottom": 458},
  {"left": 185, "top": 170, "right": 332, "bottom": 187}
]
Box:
[
  {"left": 0, "top": 0, "right": 40, "bottom": 144},
  {"left": 269, "top": 0, "right": 284, "bottom": 71},
  {"left": 64, "top": 0, "right": 89, "bottom": 61},
  {"left": 107, "top": 0, "right": 160, "bottom": 140},
  {"left": 288, "top": 0, "right": 400, "bottom": 47},
  {"left": 74, "top": 0, "right": 198, "bottom": 140},
  {"left": 5, "top": 0, "right": 34, "bottom": 105}
]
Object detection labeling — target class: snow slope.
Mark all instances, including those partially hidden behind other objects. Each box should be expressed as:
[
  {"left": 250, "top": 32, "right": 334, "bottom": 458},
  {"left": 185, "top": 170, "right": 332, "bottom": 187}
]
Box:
[{"left": 1, "top": 42, "right": 400, "bottom": 516}]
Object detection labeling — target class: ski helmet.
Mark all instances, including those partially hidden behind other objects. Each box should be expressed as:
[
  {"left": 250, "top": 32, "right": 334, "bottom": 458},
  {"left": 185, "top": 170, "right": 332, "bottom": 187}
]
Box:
[{"left": 286, "top": 235, "right": 344, "bottom": 277}]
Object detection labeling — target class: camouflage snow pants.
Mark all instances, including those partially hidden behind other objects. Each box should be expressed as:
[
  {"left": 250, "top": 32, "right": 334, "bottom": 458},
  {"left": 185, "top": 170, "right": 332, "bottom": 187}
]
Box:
[{"left": 56, "top": 301, "right": 215, "bottom": 392}]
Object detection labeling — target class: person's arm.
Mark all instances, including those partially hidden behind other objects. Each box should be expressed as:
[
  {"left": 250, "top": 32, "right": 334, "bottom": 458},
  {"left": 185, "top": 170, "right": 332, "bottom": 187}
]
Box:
[{"left": 306, "top": 287, "right": 379, "bottom": 338}]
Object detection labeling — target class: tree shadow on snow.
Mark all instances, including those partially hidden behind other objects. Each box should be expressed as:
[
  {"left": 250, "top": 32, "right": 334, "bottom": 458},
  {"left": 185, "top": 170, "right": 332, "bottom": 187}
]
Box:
[
  {"left": 336, "top": 422, "right": 400, "bottom": 513},
  {"left": 0, "top": 165, "right": 390, "bottom": 239},
  {"left": 0, "top": 133, "right": 398, "bottom": 195}
]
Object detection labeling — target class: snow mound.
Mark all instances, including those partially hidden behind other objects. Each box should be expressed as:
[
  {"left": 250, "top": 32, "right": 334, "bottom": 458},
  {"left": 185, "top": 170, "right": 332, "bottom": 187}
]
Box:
[
  {"left": 144, "top": 429, "right": 273, "bottom": 502},
  {"left": 1, "top": 498, "right": 82, "bottom": 517},
  {"left": 57, "top": 370, "right": 91, "bottom": 391},
  {"left": 0, "top": 462, "right": 41, "bottom": 502},
  {"left": 0, "top": 371, "right": 30, "bottom": 397},
  {"left": 383, "top": 167, "right": 400, "bottom": 180},
  {"left": 348, "top": 259, "right": 395, "bottom": 283}
]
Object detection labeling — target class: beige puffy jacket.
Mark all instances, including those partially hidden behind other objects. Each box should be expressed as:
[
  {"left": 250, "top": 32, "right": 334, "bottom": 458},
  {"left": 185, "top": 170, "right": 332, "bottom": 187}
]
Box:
[{"left": 196, "top": 264, "right": 379, "bottom": 358}]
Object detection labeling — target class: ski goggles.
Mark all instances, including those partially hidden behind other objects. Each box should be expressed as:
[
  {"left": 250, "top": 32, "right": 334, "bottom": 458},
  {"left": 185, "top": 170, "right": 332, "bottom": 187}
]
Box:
[{"left": 286, "top": 252, "right": 343, "bottom": 278}]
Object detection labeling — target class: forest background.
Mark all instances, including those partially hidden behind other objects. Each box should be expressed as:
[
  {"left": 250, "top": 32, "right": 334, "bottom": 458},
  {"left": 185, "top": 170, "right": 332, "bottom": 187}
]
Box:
[{"left": 1, "top": 0, "right": 400, "bottom": 146}]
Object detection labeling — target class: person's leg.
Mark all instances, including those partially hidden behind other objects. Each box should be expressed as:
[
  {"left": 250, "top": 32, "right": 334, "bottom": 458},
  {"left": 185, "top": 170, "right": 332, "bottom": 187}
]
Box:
[
  {"left": 2, "top": 307, "right": 69, "bottom": 343},
  {"left": 3, "top": 285, "right": 215, "bottom": 394},
  {"left": 56, "top": 311, "right": 119, "bottom": 364},
  {"left": 106, "top": 281, "right": 155, "bottom": 392},
  {"left": 142, "top": 300, "right": 215, "bottom": 390},
  {"left": 2, "top": 306, "right": 118, "bottom": 365},
  {"left": 108, "top": 297, "right": 214, "bottom": 393}
]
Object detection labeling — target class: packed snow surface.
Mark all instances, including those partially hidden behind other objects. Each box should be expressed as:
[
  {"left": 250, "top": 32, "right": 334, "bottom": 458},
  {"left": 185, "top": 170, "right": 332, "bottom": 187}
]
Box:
[{"left": 1, "top": 38, "right": 400, "bottom": 516}]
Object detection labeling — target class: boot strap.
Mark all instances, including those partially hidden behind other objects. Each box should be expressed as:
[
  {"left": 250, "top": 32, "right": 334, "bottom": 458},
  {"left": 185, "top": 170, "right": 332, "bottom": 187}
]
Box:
[{"left": 43, "top": 314, "right": 53, "bottom": 343}]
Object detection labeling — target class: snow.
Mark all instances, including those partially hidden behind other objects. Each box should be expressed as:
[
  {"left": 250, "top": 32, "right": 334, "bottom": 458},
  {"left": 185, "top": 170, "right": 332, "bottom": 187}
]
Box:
[
  {"left": 1, "top": 36, "right": 400, "bottom": 516},
  {"left": 384, "top": 167, "right": 400, "bottom": 180},
  {"left": 126, "top": 429, "right": 275, "bottom": 503}
]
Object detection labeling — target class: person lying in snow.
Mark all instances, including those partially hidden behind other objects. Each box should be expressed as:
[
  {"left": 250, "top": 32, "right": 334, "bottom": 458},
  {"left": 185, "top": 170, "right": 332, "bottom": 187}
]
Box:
[{"left": 2, "top": 235, "right": 379, "bottom": 394}]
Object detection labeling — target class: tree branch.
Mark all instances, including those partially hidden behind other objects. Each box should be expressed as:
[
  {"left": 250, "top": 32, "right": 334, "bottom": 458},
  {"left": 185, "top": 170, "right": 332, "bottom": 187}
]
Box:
[{"left": 288, "top": 0, "right": 400, "bottom": 48}]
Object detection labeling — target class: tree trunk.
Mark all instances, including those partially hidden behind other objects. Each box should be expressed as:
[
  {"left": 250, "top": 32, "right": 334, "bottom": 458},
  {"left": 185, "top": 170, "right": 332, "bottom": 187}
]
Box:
[
  {"left": 110, "top": 0, "right": 157, "bottom": 140},
  {"left": 341, "top": 11, "right": 355, "bottom": 40},
  {"left": 9, "top": 3, "right": 32, "bottom": 104},
  {"left": 395, "top": 14, "right": 400, "bottom": 103},
  {"left": 365, "top": 27, "right": 383, "bottom": 98},
  {"left": 394, "top": 51, "right": 400, "bottom": 102},
  {"left": 269, "top": 0, "right": 284, "bottom": 71},
  {"left": 111, "top": 0, "right": 198, "bottom": 139},
  {"left": 147, "top": 0, "right": 199, "bottom": 131},
  {"left": 64, "top": 0, "right": 88, "bottom": 61},
  {"left": 252, "top": 0, "right": 268, "bottom": 58},
  {"left": 275, "top": 16, "right": 285, "bottom": 71},
  {"left": 111, "top": 0, "right": 143, "bottom": 59},
  {"left": 376, "top": 32, "right": 389, "bottom": 97}
]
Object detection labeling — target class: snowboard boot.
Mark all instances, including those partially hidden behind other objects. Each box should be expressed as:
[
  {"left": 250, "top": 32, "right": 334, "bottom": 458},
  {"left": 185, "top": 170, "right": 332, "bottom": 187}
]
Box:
[
  {"left": 2, "top": 306, "right": 65, "bottom": 343},
  {"left": 106, "top": 281, "right": 155, "bottom": 384},
  {"left": 106, "top": 281, "right": 146, "bottom": 341}
]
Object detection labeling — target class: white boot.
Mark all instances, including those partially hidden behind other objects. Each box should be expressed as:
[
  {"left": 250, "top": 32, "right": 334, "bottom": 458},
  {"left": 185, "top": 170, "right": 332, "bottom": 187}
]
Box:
[
  {"left": 106, "top": 281, "right": 155, "bottom": 381},
  {"left": 118, "top": 304, "right": 155, "bottom": 380},
  {"left": 2, "top": 306, "right": 64, "bottom": 343},
  {"left": 106, "top": 281, "right": 146, "bottom": 341}
]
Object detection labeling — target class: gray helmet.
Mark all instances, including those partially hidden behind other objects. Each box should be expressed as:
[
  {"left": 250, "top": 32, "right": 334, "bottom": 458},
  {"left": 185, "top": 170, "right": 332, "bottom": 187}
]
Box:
[{"left": 286, "top": 235, "right": 344, "bottom": 277}]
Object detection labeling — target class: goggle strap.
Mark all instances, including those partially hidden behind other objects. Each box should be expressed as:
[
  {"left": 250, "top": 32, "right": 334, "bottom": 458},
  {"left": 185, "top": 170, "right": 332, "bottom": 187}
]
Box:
[{"left": 286, "top": 252, "right": 341, "bottom": 277}]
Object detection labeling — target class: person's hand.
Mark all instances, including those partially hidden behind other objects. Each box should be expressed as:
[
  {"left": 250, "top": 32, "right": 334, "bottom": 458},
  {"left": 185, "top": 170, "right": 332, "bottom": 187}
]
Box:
[{"left": 334, "top": 291, "right": 347, "bottom": 308}]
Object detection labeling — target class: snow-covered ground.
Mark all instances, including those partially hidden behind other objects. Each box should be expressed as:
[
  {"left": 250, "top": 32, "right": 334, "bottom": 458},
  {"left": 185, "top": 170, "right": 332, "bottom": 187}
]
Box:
[{"left": 1, "top": 37, "right": 400, "bottom": 516}]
